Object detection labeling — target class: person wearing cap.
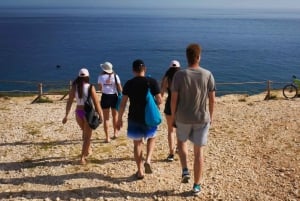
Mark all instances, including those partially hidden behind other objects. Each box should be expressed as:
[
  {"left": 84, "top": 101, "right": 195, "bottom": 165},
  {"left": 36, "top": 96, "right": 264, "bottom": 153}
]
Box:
[
  {"left": 62, "top": 68, "right": 103, "bottom": 165},
  {"left": 117, "top": 59, "right": 162, "bottom": 180},
  {"left": 160, "top": 60, "right": 181, "bottom": 162},
  {"left": 171, "top": 43, "right": 216, "bottom": 195},
  {"left": 98, "top": 61, "right": 122, "bottom": 143}
]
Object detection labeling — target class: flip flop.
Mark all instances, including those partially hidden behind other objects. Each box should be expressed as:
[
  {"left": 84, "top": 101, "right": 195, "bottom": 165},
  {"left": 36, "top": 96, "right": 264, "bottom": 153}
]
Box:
[
  {"left": 144, "top": 162, "right": 153, "bottom": 174},
  {"left": 135, "top": 172, "right": 144, "bottom": 180}
]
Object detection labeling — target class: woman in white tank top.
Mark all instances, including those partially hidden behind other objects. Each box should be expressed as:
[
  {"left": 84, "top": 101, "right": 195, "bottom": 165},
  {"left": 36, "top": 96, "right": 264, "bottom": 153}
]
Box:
[{"left": 62, "top": 68, "right": 103, "bottom": 165}]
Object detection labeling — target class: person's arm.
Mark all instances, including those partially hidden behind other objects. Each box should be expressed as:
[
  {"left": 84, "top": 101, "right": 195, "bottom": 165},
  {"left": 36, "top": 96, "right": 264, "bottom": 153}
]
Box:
[
  {"left": 62, "top": 85, "right": 75, "bottom": 124},
  {"left": 170, "top": 91, "right": 178, "bottom": 126},
  {"left": 91, "top": 85, "right": 103, "bottom": 122},
  {"left": 98, "top": 82, "right": 102, "bottom": 92},
  {"left": 160, "top": 76, "right": 168, "bottom": 98},
  {"left": 155, "top": 93, "right": 162, "bottom": 108},
  {"left": 116, "top": 75, "right": 123, "bottom": 93},
  {"left": 208, "top": 90, "right": 215, "bottom": 124},
  {"left": 116, "top": 95, "right": 128, "bottom": 130}
]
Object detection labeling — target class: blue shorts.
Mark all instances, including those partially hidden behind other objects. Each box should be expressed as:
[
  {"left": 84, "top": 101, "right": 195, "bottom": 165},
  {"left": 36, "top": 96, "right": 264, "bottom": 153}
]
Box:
[{"left": 127, "top": 120, "right": 157, "bottom": 140}]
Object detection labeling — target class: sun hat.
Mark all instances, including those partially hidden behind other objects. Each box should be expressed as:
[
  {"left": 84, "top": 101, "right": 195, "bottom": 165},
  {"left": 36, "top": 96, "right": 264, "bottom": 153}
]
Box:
[
  {"left": 169, "top": 60, "right": 180, "bottom": 68},
  {"left": 100, "top": 62, "right": 113, "bottom": 74},
  {"left": 78, "top": 68, "right": 89, "bottom": 77}
]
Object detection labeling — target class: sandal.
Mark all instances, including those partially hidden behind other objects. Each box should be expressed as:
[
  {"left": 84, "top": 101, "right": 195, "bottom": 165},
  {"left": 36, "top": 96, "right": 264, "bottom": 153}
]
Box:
[
  {"left": 144, "top": 162, "right": 153, "bottom": 174},
  {"left": 135, "top": 172, "right": 144, "bottom": 180}
]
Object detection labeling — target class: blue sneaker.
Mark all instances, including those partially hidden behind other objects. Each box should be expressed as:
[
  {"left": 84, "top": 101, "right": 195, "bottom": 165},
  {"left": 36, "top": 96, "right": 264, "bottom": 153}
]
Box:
[
  {"left": 181, "top": 168, "right": 190, "bottom": 183},
  {"left": 192, "top": 184, "right": 201, "bottom": 196}
]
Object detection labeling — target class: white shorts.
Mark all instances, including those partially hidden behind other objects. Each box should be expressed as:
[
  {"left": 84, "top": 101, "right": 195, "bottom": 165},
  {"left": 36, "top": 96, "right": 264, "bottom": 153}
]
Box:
[{"left": 176, "top": 122, "right": 210, "bottom": 146}]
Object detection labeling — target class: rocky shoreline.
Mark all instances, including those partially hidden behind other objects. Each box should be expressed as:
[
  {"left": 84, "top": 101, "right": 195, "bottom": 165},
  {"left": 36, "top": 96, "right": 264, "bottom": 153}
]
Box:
[{"left": 0, "top": 92, "right": 299, "bottom": 201}]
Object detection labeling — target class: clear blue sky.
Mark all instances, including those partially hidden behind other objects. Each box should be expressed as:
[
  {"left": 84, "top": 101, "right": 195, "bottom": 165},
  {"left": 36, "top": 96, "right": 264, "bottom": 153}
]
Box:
[{"left": 0, "top": 0, "right": 299, "bottom": 10}]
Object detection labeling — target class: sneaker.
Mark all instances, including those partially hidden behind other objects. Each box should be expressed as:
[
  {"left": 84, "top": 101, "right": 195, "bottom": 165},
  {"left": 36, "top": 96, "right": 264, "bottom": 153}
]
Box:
[
  {"left": 166, "top": 154, "right": 174, "bottom": 162},
  {"left": 192, "top": 184, "right": 201, "bottom": 196},
  {"left": 181, "top": 168, "right": 190, "bottom": 183}
]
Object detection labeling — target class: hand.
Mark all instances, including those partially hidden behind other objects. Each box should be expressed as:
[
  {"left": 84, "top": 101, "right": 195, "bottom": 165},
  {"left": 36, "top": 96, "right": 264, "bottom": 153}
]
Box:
[
  {"left": 116, "top": 119, "right": 123, "bottom": 130},
  {"left": 98, "top": 116, "right": 103, "bottom": 124}
]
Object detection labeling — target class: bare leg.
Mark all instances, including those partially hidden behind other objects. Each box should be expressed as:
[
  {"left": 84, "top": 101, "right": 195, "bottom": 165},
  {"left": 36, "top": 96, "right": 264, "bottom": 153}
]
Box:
[
  {"left": 81, "top": 121, "right": 93, "bottom": 165},
  {"left": 145, "top": 137, "right": 156, "bottom": 164},
  {"left": 166, "top": 115, "right": 175, "bottom": 155},
  {"left": 112, "top": 108, "right": 119, "bottom": 138},
  {"left": 133, "top": 139, "right": 144, "bottom": 177},
  {"left": 194, "top": 145, "right": 205, "bottom": 184},
  {"left": 103, "top": 108, "right": 111, "bottom": 142},
  {"left": 177, "top": 139, "right": 188, "bottom": 169}
]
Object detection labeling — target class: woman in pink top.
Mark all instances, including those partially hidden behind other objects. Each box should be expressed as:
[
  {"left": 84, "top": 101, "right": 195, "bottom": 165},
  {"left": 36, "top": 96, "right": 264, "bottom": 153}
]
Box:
[{"left": 62, "top": 68, "right": 103, "bottom": 165}]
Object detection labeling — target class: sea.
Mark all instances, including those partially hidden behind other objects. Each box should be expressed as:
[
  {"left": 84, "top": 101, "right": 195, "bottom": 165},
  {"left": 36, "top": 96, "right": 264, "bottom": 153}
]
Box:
[{"left": 0, "top": 7, "right": 300, "bottom": 95}]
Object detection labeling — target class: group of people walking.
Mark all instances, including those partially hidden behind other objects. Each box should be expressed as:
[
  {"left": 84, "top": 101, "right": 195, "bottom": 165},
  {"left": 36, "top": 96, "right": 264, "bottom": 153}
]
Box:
[{"left": 62, "top": 43, "right": 216, "bottom": 196}]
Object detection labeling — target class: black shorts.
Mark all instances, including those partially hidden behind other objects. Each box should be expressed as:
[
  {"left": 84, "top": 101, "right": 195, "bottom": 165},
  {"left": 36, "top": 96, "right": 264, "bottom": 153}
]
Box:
[
  {"left": 101, "top": 93, "right": 118, "bottom": 109},
  {"left": 164, "top": 99, "right": 171, "bottom": 115}
]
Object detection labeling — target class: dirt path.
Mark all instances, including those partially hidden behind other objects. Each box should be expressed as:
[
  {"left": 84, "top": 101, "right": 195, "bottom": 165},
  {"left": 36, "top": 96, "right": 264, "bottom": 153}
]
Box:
[{"left": 0, "top": 93, "right": 299, "bottom": 200}]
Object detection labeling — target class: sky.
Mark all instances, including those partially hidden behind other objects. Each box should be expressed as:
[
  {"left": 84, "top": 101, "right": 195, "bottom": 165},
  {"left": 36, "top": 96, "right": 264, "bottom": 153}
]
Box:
[{"left": 0, "top": 0, "right": 300, "bottom": 10}]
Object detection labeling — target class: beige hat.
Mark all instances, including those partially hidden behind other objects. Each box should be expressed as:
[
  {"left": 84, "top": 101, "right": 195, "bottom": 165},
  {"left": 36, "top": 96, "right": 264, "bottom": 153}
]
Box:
[
  {"left": 78, "top": 68, "right": 89, "bottom": 77},
  {"left": 100, "top": 62, "right": 113, "bottom": 74}
]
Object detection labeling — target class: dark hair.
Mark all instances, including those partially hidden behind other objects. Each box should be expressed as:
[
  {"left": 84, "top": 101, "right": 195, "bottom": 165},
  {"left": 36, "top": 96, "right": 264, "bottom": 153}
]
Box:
[
  {"left": 73, "top": 76, "right": 90, "bottom": 99},
  {"left": 186, "top": 43, "right": 202, "bottom": 65},
  {"left": 165, "top": 67, "right": 180, "bottom": 86},
  {"left": 132, "top": 59, "right": 145, "bottom": 73}
]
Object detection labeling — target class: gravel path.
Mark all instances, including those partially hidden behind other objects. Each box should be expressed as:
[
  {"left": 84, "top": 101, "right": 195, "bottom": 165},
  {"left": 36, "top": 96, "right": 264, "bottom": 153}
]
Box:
[{"left": 0, "top": 93, "right": 299, "bottom": 201}]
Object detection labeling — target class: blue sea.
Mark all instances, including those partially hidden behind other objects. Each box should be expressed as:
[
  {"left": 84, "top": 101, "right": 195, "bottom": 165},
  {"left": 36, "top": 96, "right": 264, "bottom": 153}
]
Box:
[{"left": 0, "top": 7, "right": 300, "bottom": 94}]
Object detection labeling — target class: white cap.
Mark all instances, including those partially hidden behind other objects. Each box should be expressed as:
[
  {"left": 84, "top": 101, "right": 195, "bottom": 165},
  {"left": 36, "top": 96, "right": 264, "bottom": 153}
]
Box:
[
  {"left": 169, "top": 60, "right": 180, "bottom": 68},
  {"left": 100, "top": 61, "right": 113, "bottom": 74},
  {"left": 78, "top": 68, "right": 89, "bottom": 77}
]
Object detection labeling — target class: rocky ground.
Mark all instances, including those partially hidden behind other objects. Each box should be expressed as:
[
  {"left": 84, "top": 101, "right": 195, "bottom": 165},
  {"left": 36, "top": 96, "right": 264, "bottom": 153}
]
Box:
[{"left": 0, "top": 92, "right": 299, "bottom": 201}]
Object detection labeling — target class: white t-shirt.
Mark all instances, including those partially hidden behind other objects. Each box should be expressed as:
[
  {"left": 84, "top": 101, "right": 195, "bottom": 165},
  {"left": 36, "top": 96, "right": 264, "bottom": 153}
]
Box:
[{"left": 98, "top": 73, "right": 121, "bottom": 94}]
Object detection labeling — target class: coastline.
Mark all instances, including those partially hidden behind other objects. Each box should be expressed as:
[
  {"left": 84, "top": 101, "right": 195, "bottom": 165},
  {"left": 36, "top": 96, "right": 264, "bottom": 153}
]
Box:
[{"left": 0, "top": 92, "right": 299, "bottom": 200}]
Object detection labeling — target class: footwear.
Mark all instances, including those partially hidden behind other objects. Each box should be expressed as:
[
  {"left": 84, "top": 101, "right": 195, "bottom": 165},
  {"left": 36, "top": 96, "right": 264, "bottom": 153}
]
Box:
[
  {"left": 181, "top": 168, "right": 190, "bottom": 183},
  {"left": 80, "top": 157, "right": 87, "bottom": 165},
  {"left": 111, "top": 135, "right": 118, "bottom": 140},
  {"left": 166, "top": 154, "right": 174, "bottom": 162},
  {"left": 135, "top": 172, "right": 144, "bottom": 180},
  {"left": 144, "top": 162, "right": 153, "bottom": 174},
  {"left": 192, "top": 184, "right": 201, "bottom": 196}
]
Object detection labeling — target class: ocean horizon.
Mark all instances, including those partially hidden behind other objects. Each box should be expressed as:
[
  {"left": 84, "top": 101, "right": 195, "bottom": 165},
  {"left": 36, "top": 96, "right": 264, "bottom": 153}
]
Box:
[{"left": 0, "top": 7, "right": 299, "bottom": 94}]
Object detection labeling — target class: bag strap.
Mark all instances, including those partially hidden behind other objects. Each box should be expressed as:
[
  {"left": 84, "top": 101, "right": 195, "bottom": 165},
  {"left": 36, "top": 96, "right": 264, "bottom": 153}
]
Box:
[
  {"left": 114, "top": 73, "right": 120, "bottom": 94},
  {"left": 87, "top": 84, "right": 93, "bottom": 100}
]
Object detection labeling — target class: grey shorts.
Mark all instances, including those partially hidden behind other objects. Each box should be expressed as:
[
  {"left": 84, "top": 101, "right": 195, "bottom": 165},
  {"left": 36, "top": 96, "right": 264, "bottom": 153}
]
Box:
[{"left": 176, "top": 122, "right": 210, "bottom": 146}]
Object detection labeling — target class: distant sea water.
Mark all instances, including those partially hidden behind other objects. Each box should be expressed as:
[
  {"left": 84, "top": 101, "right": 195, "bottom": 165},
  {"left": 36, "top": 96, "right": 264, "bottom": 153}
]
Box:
[{"left": 0, "top": 7, "right": 299, "bottom": 94}]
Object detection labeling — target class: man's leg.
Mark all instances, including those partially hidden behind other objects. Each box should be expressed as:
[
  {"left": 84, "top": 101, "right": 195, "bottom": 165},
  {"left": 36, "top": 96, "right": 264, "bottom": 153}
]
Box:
[
  {"left": 177, "top": 139, "right": 188, "bottom": 168},
  {"left": 144, "top": 137, "right": 156, "bottom": 173},
  {"left": 145, "top": 137, "right": 156, "bottom": 164},
  {"left": 194, "top": 145, "right": 205, "bottom": 185},
  {"left": 133, "top": 139, "right": 144, "bottom": 177},
  {"left": 178, "top": 139, "right": 190, "bottom": 183}
]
